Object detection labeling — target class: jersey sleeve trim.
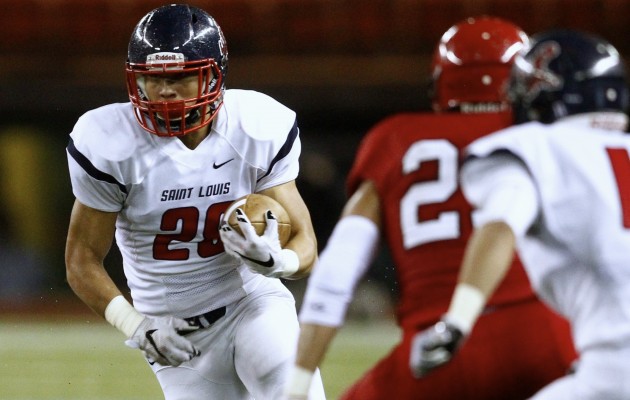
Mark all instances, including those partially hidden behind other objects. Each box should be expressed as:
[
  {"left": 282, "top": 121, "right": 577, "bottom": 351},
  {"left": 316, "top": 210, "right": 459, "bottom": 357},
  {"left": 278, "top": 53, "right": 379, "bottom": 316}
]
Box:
[
  {"left": 67, "top": 137, "right": 128, "bottom": 194},
  {"left": 256, "top": 118, "right": 298, "bottom": 183}
]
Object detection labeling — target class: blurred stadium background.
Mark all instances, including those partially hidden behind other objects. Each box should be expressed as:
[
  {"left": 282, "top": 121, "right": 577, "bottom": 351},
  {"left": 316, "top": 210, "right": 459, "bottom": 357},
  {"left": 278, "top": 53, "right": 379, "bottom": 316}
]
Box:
[{"left": 1, "top": 0, "right": 629, "bottom": 398}]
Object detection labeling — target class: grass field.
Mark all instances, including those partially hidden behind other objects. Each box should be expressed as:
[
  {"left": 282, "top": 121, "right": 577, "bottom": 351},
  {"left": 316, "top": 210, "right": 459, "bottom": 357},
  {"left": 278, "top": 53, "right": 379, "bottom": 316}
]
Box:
[{"left": 0, "top": 317, "right": 400, "bottom": 399}]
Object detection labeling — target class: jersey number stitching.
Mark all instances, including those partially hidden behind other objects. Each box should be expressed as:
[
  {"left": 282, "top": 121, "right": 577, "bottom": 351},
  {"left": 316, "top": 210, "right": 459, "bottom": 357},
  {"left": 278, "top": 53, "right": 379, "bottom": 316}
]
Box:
[{"left": 152, "top": 201, "right": 231, "bottom": 260}]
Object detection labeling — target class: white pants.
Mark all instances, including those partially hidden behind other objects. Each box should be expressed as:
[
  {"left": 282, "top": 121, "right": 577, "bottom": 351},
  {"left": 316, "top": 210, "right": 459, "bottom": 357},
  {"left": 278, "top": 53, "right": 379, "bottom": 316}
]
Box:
[
  {"left": 531, "top": 344, "right": 630, "bottom": 400},
  {"left": 150, "top": 278, "right": 326, "bottom": 399}
]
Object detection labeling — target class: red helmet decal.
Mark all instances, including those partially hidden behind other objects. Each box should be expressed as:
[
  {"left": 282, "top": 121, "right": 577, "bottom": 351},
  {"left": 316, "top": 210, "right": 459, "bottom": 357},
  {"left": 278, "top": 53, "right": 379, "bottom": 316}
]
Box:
[{"left": 523, "top": 41, "right": 563, "bottom": 102}]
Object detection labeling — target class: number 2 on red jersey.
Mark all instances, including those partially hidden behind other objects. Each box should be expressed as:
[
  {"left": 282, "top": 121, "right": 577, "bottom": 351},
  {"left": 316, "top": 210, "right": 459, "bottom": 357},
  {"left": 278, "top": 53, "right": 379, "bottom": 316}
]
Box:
[{"left": 400, "top": 139, "right": 459, "bottom": 249}]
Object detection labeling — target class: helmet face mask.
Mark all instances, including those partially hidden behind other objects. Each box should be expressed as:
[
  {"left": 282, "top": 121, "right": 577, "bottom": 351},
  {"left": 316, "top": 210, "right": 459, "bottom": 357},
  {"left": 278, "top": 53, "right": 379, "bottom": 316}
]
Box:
[
  {"left": 125, "top": 5, "right": 228, "bottom": 137},
  {"left": 431, "top": 16, "right": 529, "bottom": 113},
  {"left": 126, "top": 58, "right": 223, "bottom": 137}
]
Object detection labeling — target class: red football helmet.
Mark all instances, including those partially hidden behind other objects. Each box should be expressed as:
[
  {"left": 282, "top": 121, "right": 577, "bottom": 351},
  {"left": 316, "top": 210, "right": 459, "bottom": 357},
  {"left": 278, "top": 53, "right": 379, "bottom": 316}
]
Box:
[{"left": 431, "top": 16, "right": 529, "bottom": 113}]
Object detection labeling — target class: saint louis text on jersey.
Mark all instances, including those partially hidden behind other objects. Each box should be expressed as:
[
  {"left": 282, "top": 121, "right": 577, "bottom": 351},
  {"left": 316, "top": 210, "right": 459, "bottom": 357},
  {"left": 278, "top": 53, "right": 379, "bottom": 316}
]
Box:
[{"left": 161, "top": 182, "right": 231, "bottom": 202}]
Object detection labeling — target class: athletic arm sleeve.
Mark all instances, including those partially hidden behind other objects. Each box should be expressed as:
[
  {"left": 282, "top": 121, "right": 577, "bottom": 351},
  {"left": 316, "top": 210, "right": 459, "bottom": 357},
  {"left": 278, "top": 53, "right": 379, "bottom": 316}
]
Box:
[
  {"left": 461, "top": 153, "right": 540, "bottom": 238},
  {"left": 299, "top": 215, "right": 380, "bottom": 327}
]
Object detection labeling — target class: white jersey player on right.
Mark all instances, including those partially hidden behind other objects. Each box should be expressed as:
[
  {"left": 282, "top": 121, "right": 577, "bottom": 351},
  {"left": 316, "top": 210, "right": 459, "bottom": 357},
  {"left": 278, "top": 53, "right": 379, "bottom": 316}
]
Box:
[{"left": 410, "top": 30, "right": 630, "bottom": 399}]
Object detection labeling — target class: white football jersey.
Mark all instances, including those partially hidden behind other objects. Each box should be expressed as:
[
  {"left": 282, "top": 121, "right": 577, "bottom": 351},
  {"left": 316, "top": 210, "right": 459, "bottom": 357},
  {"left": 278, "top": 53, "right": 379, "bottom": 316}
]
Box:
[
  {"left": 67, "top": 89, "right": 301, "bottom": 318},
  {"left": 464, "top": 114, "right": 630, "bottom": 351}
]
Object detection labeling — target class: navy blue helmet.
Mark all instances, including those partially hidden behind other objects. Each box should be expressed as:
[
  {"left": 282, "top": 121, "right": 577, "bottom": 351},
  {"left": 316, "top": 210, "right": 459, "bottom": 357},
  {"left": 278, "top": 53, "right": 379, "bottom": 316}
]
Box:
[
  {"left": 509, "top": 29, "right": 629, "bottom": 123},
  {"left": 125, "top": 4, "right": 229, "bottom": 136}
]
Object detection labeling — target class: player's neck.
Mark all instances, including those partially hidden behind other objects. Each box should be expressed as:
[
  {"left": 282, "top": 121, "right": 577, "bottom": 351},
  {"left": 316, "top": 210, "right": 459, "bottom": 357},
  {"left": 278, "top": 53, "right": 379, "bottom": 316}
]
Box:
[{"left": 178, "top": 125, "right": 210, "bottom": 150}]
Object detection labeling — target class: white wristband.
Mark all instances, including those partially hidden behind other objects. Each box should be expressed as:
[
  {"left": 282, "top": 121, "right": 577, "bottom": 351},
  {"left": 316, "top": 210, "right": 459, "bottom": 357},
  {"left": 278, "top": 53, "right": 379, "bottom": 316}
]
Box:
[
  {"left": 104, "top": 295, "right": 145, "bottom": 338},
  {"left": 279, "top": 248, "right": 300, "bottom": 278},
  {"left": 284, "top": 365, "right": 314, "bottom": 397},
  {"left": 444, "top": 283, "right": 486, "bottom": 335}
]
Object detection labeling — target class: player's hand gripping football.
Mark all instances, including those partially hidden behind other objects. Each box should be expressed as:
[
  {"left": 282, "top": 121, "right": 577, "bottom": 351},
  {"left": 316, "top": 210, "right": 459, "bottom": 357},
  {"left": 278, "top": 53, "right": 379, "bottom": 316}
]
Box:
[
  {"left": 409, "top": 319, "right": 465, "bottom": 378},
  {"left": 220, "top": 208, "right": 296, "bottom": 278},
  {"left": 125, "top": 316, "right": 200, "bottom": 366}
]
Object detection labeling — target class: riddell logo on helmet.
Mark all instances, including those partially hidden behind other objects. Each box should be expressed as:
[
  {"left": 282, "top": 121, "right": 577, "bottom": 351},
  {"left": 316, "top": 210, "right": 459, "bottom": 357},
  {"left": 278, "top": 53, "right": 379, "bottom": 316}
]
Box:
[
  {"left": 460, "top": 102, "right": 507, "bottom": 113},
  {"left": 146, "top": 52, "right": 186, "bottom": 63}
]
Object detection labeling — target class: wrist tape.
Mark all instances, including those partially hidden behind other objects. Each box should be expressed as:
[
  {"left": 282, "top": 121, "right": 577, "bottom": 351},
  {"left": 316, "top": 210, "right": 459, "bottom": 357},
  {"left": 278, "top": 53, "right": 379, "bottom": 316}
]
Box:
[
  {"left": 445, "top": 283, "right": 485, "bottom": 335},
  {"left": 284, "top": 365, "right": 314, "bottom": 397},
  {"left": 104, "top": 295, "right": 145, "bottom": 338},
  {"left": 279, "top": 248, "right": 300, "bottom": 277}
]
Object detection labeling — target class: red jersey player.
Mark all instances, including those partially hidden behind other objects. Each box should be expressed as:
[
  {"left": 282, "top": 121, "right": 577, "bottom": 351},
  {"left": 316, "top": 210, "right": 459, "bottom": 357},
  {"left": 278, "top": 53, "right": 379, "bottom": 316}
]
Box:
[{"left": 284, "top": 16, "right": 577, "bottom": 400}]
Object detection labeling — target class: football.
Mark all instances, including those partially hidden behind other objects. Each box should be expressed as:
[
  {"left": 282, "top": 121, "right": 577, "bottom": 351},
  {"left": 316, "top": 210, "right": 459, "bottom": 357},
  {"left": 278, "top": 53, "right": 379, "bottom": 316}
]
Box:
[{"left": 225, "top": 193, "right": 292, "bottom": 246}]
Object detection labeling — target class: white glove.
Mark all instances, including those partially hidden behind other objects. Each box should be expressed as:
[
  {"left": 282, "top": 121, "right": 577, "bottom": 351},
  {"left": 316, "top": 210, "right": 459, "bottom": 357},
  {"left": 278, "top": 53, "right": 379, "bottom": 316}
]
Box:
[
  {"left": 220, "top": 208, "right": 299, "bottom": 278},
  {"left": 125, "top": 316, "right": 200, "bottom": 367}
]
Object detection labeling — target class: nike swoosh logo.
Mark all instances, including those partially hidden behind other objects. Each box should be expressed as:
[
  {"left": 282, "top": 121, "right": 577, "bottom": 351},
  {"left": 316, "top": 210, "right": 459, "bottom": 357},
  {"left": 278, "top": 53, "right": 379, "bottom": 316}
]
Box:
[
  {"left": 236, "top": 252, "right": 275, "bottom": 268},
  {"left": 213, "top": 158, "right": 234, "bottom": 169}
]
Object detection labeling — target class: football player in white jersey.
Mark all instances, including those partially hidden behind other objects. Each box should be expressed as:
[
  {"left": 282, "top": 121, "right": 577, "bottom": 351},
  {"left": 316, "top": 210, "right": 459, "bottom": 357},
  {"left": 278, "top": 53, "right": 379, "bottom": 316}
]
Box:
[
  {"left": 65, "top": 4, "right": 325, "bottom": 399},
  {"left": 411, "top": 30, "right": 630, "bottom": 399}
]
